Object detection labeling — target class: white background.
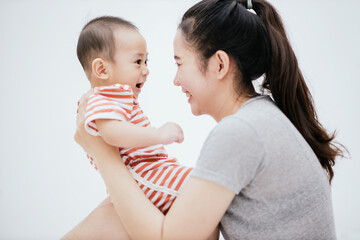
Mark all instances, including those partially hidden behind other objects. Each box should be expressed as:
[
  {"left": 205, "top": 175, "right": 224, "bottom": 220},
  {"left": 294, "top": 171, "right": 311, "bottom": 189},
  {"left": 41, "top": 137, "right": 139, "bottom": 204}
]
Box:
[{"left": 0, "top": 0, "right": 359, "bottom": 239}]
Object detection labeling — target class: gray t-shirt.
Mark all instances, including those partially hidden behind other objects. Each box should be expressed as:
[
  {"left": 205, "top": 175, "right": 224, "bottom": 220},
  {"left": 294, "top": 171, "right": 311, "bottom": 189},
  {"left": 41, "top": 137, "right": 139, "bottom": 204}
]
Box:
[{"left": 191, "top": 95, "right": 336, "bottom": 240}]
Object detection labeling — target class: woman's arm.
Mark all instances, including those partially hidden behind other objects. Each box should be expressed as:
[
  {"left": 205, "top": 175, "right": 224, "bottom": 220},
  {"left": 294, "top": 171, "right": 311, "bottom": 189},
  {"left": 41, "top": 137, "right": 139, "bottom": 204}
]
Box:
[
  {"left": 75, "top": 92, "right": 235, "bottom": 240},
  {"left": 83, "top": 144, "right": 234, "bottom": 240}
]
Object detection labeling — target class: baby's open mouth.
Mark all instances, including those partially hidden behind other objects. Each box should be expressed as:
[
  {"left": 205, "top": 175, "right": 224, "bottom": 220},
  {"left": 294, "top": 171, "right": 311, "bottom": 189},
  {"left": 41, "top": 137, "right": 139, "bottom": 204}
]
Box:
[{"left": 136, "top": 83, "right": 143, "bottom": 89}]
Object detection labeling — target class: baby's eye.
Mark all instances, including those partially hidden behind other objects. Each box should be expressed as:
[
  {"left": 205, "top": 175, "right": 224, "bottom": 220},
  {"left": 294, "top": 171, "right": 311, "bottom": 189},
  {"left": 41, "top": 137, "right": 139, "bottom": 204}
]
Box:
[
  {"left": 145, "top": 59, "right": 148, "bottom": 65},
  {"left": 136, "top": 59, "right": 141, "bottom": 65},
  {"left": 175, "top": 62, "right": 181, "bottom": 67}
]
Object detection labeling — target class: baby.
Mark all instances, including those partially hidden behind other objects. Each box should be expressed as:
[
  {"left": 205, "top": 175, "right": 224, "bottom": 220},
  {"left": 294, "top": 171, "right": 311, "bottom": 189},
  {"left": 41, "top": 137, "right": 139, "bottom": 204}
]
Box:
[{"left": 76, "top": 16, "right": 192, "bottom": 214}]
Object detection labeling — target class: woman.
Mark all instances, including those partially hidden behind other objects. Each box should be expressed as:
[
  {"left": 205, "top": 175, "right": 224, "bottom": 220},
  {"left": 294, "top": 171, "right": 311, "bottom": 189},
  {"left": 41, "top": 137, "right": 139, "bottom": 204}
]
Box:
[{"left": 66, "top": 0, "right": 345, "bottom": 239}]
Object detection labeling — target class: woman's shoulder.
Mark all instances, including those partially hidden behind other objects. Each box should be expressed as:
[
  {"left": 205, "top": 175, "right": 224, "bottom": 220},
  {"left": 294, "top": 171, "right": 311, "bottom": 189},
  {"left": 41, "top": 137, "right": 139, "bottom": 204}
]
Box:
[
  {"left": 216, "top": 95, "right": 309, "bottom": 153},
  {"left": 217, "top": 95, "right": 281, "bottom": 133},
  {"left": 223, "top": 95, "right": 294, "bottom": 132},
  {"left": 232, "top": 95, "right": 281, "bottom": 121}
]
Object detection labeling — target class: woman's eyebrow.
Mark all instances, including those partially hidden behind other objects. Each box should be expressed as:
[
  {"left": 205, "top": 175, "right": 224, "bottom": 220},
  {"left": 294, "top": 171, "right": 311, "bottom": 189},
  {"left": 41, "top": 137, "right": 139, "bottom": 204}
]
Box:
[{"left": 174, "top": 55, "right": 181, "bottom": 60}]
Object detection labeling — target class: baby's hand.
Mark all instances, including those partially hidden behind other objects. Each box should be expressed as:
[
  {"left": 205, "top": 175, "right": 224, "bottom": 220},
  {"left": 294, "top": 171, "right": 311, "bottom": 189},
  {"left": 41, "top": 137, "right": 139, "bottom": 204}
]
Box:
[{"left": 158, "top": 122, "right": 184, "bottom": 145}]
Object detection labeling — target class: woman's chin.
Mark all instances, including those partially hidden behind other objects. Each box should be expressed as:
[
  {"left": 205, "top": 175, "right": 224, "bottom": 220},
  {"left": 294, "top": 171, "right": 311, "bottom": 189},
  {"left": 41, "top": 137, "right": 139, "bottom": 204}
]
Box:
[{"left": 190, "top": 106, "right": 202, "bottom": 116}]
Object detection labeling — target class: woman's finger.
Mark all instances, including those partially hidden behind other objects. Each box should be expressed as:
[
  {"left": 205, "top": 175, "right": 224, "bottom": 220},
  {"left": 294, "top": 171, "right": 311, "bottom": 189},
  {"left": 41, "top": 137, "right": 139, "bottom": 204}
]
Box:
[{"left": 76, "top": 88, "right": 94, "bottom": 127}]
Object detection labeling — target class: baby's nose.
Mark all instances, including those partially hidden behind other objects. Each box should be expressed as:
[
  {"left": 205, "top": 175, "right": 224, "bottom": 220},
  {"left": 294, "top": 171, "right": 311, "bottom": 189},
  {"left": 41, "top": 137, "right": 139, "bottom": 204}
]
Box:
[{"left": 142, "top": 66, "right": 149, "bottom": 76}]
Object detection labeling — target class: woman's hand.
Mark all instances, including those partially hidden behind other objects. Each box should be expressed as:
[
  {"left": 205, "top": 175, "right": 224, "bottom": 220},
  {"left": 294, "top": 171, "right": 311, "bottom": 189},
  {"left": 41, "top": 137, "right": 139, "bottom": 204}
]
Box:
[{"left": 74, "top": 89, "right": 118, "bottom": 159}]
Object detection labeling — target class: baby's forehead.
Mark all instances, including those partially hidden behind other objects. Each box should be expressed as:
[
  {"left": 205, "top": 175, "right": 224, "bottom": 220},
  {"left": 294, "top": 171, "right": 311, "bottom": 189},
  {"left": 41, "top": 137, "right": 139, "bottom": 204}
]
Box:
[
  {"left": 112, "top": 28, "right": 147, "bottom": 57},
  {"left": 113, "top": 27, "right": 144, "bottom": 43},
  {"left": 112, "top": 25, "right": 141, "bottom": 38}
]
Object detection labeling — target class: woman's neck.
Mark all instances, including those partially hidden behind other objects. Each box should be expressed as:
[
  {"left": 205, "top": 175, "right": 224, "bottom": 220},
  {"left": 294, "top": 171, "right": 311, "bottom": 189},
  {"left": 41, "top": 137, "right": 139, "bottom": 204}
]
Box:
[{"left": 211, "top": 91, "right": 251, "bottom": 122}]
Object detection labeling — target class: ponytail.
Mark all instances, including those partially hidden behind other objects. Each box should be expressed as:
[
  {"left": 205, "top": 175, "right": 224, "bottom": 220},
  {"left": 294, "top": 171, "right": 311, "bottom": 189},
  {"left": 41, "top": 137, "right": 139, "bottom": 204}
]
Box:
[{"left": 251, "top": 0, "right": 345, "bottom": 183}]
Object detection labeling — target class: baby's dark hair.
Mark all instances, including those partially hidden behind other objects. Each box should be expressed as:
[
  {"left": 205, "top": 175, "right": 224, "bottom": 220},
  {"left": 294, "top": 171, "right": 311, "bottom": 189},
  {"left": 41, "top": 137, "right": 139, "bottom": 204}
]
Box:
[{"left": 77, "top": 16, "right": 137, "bottom": 72}]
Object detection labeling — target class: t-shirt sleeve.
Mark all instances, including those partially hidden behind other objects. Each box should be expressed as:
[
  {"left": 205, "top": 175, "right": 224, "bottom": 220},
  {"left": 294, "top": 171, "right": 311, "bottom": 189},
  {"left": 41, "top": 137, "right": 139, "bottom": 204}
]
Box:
[
  {"left": 84, "top": 84, "right": 134, "bottom": 136},
  {"left": 191, "top": 117, "right": 265, "bottom": 194}
]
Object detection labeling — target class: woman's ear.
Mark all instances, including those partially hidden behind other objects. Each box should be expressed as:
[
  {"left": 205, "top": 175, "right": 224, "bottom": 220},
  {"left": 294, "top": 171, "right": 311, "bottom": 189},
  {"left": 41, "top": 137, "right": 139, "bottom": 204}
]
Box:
[
  {"left": 213, "top": 50, "right": 230, "bottom": 80},
  {"left": 91, "top": 58, "right": 110, "bottom": 80}
]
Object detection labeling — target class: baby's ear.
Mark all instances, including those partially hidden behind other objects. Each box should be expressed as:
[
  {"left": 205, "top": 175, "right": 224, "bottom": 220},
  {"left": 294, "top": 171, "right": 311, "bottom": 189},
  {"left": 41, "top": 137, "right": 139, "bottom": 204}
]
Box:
[{"left": 91, "top": 58, "right": 109, "bottom": 80}]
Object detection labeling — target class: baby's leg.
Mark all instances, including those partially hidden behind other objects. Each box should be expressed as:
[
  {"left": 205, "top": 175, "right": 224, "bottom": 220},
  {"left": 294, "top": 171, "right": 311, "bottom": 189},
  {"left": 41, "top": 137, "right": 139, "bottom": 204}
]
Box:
[{"left": 61, "top": 197, "right": 131, "bottom": 240}]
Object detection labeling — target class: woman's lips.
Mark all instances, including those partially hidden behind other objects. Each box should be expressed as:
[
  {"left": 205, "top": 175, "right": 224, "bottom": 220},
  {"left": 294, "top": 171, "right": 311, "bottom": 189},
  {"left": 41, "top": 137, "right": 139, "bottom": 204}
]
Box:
[
  {"left": 182, "top": 88, "right": 191, "bottom": 102},
  {"left": 186, "top": 92, "right": 192, "bottom": 103}
]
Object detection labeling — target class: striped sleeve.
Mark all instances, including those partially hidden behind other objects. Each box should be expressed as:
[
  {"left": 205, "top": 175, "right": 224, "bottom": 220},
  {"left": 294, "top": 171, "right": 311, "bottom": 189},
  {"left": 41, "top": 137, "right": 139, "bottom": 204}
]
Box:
[{"left": 84, "top": 84, "right": 135, "bottom": 136}]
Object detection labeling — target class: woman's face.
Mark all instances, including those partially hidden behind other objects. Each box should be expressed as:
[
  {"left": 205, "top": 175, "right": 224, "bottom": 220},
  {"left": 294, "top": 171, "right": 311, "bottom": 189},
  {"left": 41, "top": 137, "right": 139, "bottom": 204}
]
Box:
[{"left": 173, "top": 30, "right": 215, "bottom": 116}]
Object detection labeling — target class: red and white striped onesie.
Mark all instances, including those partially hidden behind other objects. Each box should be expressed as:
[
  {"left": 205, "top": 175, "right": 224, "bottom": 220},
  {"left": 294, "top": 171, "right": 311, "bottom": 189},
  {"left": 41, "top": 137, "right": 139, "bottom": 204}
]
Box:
[{"left": 84, "top": 84, "right": 192, "bottom": 214}]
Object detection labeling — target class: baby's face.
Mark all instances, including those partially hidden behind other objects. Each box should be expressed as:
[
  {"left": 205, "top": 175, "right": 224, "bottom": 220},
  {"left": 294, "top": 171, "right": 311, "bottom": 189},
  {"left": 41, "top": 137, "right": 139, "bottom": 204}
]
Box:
[{"left": 108, "top": 28, "right": 149, "bottom": 98}]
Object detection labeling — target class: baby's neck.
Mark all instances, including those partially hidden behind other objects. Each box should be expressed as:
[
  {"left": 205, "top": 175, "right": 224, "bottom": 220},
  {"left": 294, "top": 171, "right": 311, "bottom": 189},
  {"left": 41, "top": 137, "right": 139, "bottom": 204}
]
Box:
[
  {"left": 90, "top": 78, "right": 117, "bottom": 88},
  {"left": 90, "top": 82, "right": 105, "bottom": 88}
]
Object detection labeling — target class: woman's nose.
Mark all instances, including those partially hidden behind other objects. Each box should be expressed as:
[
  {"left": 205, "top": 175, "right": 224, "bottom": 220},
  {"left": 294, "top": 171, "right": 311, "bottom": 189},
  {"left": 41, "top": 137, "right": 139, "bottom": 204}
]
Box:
[{"left": 173, "top": 75, "right": 180, "bottom": 86}]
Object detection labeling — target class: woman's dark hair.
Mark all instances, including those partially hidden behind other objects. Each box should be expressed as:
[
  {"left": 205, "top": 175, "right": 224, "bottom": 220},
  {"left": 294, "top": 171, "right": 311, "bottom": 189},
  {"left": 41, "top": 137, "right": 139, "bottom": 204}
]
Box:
[
  {"left": 77, "top": 16, "right": 137, "bottom": 72},
  {"left": 179, "top": 0, "right": 345, "bottom": 183}
]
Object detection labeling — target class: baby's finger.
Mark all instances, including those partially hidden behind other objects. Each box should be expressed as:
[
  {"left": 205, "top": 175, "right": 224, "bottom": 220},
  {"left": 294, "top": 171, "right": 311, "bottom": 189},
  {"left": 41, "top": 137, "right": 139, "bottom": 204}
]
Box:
[
  {"left": 177, "top": 132, "right": 184, "bottom": 144},
  {"left": 180, "top": 127, "right": 184, "bottom": 143}
]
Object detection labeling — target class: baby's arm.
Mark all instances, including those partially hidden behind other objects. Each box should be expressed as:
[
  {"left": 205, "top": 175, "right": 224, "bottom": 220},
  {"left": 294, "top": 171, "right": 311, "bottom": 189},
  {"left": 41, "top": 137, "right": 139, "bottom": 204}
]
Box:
[{"left": 96, "top": 119, "right": 183, "bottom": 148}]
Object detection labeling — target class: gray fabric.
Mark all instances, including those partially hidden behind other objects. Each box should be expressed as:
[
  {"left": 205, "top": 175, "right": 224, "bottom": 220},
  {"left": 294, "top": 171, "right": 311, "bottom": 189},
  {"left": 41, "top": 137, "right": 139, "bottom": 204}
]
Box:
[{"left": 191, "top": 95, "right": 336, "bottom": 240}]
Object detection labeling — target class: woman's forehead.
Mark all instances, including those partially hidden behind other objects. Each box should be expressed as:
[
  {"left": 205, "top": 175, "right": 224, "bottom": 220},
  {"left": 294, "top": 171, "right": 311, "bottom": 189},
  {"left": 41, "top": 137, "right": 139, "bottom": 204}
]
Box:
[{"left": 173, "top": 30, "right": 193, "bottom": 59}]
